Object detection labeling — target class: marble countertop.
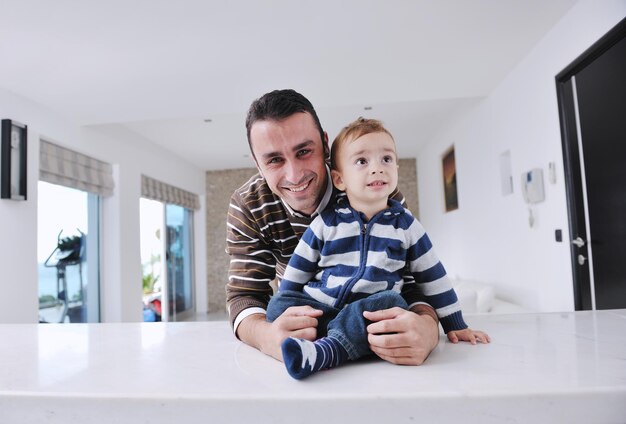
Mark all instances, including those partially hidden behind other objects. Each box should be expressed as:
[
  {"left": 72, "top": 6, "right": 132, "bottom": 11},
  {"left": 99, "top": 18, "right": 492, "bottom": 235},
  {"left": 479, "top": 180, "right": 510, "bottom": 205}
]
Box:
[{"left": 1, "top": 310, "right": 626, "bottom": 423}]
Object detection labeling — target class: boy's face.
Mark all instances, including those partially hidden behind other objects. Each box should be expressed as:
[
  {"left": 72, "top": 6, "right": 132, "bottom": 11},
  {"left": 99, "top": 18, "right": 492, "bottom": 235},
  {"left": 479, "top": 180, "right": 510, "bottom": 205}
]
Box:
[
  {"left": 249, "top": 112, "right": 329, "bottom": 216},
  {"left": 331, "top": 131, "right": 398, "bottom": 216}
]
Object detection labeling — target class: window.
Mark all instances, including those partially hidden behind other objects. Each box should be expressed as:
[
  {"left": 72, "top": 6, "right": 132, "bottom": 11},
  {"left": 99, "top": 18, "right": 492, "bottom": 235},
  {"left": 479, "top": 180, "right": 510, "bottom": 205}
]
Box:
[
  {"left": 165, "top": 203, "right": 194, "bottom": 320},
  {"left": 140, "top": 199, "right": 195, "bottom": 322},
  {"left": 38, "top": 140, "right": 113, "bottom": 323},
  {"left": 38, "top": 181, "right": 101, "bottom": 323}
]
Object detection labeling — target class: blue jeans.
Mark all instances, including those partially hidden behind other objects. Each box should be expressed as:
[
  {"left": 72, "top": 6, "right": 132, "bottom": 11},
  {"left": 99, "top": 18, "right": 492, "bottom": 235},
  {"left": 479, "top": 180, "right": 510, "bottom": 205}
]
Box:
[{"left": 266, "top": 290, "right": 408, "bottom": 360}]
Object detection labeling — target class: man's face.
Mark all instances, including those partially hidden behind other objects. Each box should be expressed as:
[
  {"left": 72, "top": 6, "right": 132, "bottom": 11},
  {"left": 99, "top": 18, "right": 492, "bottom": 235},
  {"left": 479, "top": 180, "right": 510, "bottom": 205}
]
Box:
[{"left": 249, "top": 112, "right": 328, "bottom": 216}]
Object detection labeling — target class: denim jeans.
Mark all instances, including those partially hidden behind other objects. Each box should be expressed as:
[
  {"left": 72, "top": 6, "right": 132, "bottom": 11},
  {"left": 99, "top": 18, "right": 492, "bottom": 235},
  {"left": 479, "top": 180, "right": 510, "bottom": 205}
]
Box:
[{"left": 266, "top": 290, "right": 408, "bottom": 360}]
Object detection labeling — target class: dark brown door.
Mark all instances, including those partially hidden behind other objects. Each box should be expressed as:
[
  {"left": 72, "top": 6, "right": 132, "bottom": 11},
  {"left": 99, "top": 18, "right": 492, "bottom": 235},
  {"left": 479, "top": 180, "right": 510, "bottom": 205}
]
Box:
[{"left": 557, "top": 18, "right": 626, "bottom": 310}]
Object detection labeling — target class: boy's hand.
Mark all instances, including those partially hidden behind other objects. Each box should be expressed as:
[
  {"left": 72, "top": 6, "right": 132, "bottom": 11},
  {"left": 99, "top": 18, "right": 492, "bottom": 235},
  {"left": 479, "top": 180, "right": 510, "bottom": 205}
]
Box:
[{"left": 447, "top": 328, "right": 491, "bottom": 345}]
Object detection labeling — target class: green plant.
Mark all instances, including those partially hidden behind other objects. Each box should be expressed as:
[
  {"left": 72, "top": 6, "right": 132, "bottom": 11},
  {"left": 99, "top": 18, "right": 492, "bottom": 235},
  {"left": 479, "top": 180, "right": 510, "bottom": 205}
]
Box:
[
  {"left": 142, "top": 253, "right": 161, "bottom": 294},
  {"left": 143, "top": 272, "right": 160, "bottom": 294},
  {"left": 39, "top": 294, "right": 57, "bottom": 306}
]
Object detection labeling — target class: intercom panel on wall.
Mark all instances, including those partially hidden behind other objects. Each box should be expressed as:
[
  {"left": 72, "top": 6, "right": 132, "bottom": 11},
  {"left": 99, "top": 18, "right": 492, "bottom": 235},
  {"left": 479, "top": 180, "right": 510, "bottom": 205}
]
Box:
[{"left": 521, "top": 168, "right": 545, "bottom": 204}]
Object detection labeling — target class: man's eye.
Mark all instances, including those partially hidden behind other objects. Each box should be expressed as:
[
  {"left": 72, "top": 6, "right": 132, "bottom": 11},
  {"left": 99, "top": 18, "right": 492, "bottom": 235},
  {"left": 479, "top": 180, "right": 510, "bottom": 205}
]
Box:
[
  {"left": 356, "top": 158, "right": 367, "bottom": 165},
  {"left": 296, "top": 149, "right": 311, "bottom": 158},
  {"left": 267, "top": 157, "right": 283, "bottom": 165}
]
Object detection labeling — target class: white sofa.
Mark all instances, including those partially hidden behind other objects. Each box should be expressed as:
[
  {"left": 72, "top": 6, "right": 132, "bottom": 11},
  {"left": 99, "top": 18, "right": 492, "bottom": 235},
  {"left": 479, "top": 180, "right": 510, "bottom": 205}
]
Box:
[{"left": 451, "top": 280, "right": 530, "bottom": 314}]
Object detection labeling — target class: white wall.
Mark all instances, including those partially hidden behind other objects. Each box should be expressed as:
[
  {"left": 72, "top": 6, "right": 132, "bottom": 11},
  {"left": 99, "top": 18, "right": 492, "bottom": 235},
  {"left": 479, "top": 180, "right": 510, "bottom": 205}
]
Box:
[
  {"left": 417, "top": 0, "right": 626, "bottom": 312},
  {"left": 0, "top": 89, "right": 207, "bottom": 323}
]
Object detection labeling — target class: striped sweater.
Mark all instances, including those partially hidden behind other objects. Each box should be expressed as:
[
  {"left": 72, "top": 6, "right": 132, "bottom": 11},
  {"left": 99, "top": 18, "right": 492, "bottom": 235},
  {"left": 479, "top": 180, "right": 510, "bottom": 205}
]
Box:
[
  {"left": 225, "top": 169, "right": 409, "bottom": 329},
  {"left": 280, "top": 197, "right": 467, "bottom": 334}
]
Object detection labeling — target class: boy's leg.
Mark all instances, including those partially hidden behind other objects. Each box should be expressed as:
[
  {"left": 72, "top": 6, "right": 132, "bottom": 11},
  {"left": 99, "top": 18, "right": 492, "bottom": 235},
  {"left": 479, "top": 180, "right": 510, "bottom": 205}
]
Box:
[
  {"left": 281, "top": 336, "right": 349, "bottom": 380},
  {"left": 266, "top": 289, "right": 337, "bottom": 334},
  {"left": 327, "top": 291, "right": 409, "bottom": 360},
  {"left": 282, "top": 291, "right": 408, "bottom": 379},
  {"left": 267, "top": 290, "right": 344, "bottom": 379}
]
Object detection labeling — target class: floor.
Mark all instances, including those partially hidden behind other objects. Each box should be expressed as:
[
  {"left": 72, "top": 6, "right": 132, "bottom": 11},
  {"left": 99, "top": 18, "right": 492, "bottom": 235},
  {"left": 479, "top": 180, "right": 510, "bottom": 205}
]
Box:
[{"left": 182, "top": 310, "right": 229, "bottom": 322}]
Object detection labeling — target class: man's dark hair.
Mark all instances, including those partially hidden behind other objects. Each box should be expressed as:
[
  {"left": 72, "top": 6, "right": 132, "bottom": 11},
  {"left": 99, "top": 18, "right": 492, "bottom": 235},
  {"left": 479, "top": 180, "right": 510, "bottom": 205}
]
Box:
[{"left": 245, "top": 89, "right": 327, "bottom": 159}]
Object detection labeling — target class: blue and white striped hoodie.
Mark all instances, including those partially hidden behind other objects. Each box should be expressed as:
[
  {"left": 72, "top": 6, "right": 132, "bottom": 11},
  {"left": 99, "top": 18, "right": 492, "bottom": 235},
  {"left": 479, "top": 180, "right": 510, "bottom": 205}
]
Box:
[{"left": 279, "top": 198, "right": 467, "bottom": 333}]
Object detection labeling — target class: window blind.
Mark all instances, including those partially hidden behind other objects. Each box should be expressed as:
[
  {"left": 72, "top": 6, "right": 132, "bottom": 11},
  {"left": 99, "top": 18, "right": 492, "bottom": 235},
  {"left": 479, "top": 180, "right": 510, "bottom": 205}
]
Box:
[
  {"left": 39, "top": 140, "right": 115, "bottom": 197},
  {"left": 141, "top": 174, "right": 199, "bottom": 210}
]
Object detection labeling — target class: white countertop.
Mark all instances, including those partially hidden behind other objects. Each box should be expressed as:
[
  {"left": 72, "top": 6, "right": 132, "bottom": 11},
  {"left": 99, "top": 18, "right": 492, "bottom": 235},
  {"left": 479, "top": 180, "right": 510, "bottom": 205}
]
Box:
[{"left": 1, "top": 310, "right": 626, "bottom": 423}]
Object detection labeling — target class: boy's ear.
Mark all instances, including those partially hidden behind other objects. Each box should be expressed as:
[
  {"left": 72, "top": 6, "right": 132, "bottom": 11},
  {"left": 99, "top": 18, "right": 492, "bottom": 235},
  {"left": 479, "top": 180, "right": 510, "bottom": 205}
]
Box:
[{"left": 331, "top": 169, "right": 345, "bottom": 191}]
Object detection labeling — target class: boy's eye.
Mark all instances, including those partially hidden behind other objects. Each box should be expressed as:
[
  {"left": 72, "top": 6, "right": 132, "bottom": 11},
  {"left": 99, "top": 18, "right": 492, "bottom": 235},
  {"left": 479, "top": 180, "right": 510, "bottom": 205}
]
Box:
[
  {"left": 355, "top": 158, "right": 367, "bottom": 165},
  {"left": 383, "top": 155, "right": 394, "bottom": 163}
]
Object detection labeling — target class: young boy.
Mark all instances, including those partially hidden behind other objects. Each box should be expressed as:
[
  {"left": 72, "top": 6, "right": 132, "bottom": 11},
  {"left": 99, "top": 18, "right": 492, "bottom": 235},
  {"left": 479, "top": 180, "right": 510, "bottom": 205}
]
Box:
[{"left": 266, "top": 117, "right": 490, "bottom": 379}]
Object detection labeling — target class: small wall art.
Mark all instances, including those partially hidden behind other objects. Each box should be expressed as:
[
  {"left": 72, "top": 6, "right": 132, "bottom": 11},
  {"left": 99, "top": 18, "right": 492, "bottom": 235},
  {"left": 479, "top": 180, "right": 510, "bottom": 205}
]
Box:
[
  {"left": 1, "top": 119, "right": 28, "bottom": 200},
  {"left": 442, "top": 145, "right": 458, "bottom": 212}
]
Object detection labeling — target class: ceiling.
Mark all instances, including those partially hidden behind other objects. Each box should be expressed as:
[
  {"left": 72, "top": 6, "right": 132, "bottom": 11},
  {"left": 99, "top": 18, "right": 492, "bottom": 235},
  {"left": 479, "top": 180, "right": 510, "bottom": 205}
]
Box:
[{"left": 0, "top": 0, "right": 577, "bottom": 170}]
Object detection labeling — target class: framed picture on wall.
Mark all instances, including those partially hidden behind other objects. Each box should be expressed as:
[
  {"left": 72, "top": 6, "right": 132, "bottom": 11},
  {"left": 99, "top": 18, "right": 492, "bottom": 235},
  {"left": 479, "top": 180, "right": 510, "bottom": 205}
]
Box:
[
  {"left": 442, "top": 145, "right": 458, "bottom": 212},
  {"left": 1, "top": 119, "right": 28, "bottom": 200}
]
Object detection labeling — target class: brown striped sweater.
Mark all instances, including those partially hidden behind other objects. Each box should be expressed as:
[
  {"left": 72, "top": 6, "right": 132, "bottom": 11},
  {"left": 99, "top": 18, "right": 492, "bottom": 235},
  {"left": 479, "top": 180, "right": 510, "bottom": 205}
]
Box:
[{"left": 225, "top": 168, "right": 432, "bottom": 330}]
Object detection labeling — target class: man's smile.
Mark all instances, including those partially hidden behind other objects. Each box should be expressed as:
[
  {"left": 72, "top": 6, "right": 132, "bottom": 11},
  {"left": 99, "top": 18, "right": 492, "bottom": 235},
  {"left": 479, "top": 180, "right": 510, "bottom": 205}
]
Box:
[{"left": 284, "top": 179, "right": 311, "bottom": 193}]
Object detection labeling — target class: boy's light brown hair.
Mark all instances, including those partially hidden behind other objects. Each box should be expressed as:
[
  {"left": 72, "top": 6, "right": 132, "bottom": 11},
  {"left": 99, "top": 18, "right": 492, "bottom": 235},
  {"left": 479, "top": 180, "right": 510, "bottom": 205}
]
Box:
[{"left": 330, "top": 117, "right": 395, "bottom": 170}]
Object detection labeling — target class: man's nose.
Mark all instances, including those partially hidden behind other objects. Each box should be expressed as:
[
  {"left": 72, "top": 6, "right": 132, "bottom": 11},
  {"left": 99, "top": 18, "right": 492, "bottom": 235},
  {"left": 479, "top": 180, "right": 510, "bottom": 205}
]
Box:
[{"left": 285, "top": 160, "right": 304, "bottom": 183}]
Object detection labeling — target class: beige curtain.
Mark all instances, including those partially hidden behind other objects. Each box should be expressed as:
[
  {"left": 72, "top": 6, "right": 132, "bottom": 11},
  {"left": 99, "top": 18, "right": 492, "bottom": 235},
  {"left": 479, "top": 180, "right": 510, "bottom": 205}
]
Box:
[
  {"left": 141, "top": 174, "right": 199, "bottom": 210},
  {"left": 39, "top": 140, "right": 114, "bottom": 196}
]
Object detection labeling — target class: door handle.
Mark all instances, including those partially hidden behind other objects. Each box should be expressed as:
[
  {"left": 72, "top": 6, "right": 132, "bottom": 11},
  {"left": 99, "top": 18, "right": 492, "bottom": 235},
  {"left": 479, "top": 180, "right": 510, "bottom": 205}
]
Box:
[
  {"left": 577, "top": 254, "right": 587, "bottom": 265},
  {"left": 572, "top": 237, "right": 585, "bottom": 248}
]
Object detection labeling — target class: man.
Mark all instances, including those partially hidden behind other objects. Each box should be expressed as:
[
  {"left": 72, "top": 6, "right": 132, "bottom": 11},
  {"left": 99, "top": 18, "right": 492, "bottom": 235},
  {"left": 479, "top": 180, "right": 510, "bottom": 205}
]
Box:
[{"left": 226, "top": 89, "right": 439, "bottom": 364}]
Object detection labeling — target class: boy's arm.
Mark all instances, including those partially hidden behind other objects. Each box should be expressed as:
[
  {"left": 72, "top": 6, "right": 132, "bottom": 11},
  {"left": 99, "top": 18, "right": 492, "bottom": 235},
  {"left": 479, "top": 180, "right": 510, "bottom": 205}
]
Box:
[
  {"left": 391, "top": 187, "right": 440, "bottom": 324},
  {"left": 404, "top": 216, "right": 468, "bottom": 334}
]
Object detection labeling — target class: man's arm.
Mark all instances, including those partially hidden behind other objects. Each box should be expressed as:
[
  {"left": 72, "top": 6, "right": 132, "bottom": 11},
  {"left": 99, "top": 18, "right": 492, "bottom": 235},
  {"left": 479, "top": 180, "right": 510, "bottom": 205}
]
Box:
[
  {"left": 236, "top": 307, "right": 322, "bottom": 361},
  {"left": 363, "top": 304, "right": 439, "bottom": 365},
  {"left": 226, "top": 188, "right": 321, "bottom": 361}
]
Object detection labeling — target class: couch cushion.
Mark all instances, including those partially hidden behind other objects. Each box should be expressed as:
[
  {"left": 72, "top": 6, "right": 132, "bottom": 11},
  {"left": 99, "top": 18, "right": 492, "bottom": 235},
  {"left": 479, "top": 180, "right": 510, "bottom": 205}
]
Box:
[{"left": 451, "top": 280, "right": 496, "bottom": 313}]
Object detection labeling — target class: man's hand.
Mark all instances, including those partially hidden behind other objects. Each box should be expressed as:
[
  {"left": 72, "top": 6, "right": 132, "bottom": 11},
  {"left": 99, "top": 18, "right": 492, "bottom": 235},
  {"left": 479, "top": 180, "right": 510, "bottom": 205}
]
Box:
[
  {"left": 363, "top": 307, "right": 439, "bottom": 365},
  {"left": 237, "top": 306, "right": 322, "bottom": 362}
]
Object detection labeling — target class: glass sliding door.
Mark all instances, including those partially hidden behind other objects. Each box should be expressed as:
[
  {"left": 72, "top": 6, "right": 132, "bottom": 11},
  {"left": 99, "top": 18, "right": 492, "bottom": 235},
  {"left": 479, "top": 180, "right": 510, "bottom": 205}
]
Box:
[
  {"left": 38, "top": 181, "right": 101, "bottom": 323},
  {"left": 165, "top": 204, "right": 194, "bottom": 321},
  {"left": 140, "top": 198, "right": 165, "bottom": 322},
  {"left": 140, "top": 199, "right": 194, "bottom": 322}
]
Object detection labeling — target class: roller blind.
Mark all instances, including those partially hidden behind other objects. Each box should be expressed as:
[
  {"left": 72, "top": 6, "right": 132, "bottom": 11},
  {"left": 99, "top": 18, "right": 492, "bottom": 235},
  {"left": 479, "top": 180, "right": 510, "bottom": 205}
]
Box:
[
  {"left": 39, "top": 140, "right": 114, "bottom": 197},
  {"left": 141, "top": 174, "right": 199, "bottom": 210}
]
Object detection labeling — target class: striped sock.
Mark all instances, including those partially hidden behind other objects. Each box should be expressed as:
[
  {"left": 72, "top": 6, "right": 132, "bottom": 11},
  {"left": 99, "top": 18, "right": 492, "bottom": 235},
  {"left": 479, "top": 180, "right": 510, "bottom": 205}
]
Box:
[{"left": 281, "top": 336, "right": 348, "bottom": 380}]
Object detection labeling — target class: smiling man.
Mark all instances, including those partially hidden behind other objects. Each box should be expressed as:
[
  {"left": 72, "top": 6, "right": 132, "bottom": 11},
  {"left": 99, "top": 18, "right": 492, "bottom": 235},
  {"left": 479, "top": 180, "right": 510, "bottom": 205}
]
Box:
[{"left": 225, "top": 89, "right": 440, "bottom": 364}]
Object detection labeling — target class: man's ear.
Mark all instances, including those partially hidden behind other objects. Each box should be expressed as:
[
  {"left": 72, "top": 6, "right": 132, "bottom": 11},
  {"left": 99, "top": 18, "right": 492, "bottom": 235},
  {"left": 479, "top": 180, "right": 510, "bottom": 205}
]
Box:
[
  {"left": 322, "top": 131, "right": 330, "bottom": 161},
  {"left": 331, "top": 169, "right": 345, "bottom": 191}
]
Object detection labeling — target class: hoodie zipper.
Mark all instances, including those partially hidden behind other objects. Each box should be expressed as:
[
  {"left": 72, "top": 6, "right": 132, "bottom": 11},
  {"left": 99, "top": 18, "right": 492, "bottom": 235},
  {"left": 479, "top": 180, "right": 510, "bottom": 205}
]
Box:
[{"left": 335, "top": 210, "right": 380, "bottom": 308}]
